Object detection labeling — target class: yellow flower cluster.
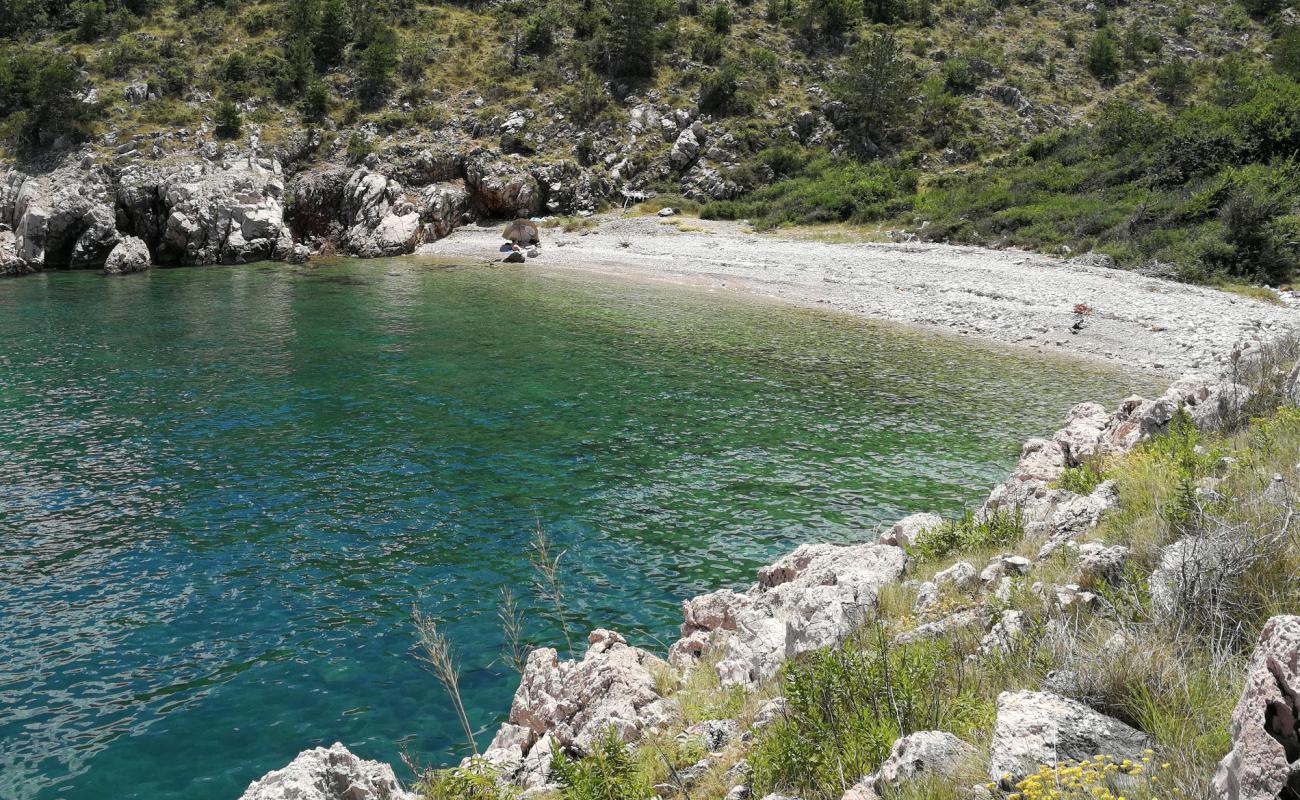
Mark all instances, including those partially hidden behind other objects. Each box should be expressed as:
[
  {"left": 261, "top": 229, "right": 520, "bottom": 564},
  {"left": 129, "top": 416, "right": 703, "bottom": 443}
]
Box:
[{"left": 998, "top": 751, "right": 1171, "bottom": 800}]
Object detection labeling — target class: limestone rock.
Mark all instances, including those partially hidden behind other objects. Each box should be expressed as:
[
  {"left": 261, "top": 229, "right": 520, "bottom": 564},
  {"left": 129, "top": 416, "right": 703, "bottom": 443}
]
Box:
[
  {"left": 671, "top": 543, "right": 906, "bottom": 687},
  {"left": 682, "top": 718, "right": 739, "bottom": 753},
  {"left": 1214, "top": 615, "right": 1300, "bottom": 800},
  {"left": 466, "top": 156, "right": 541, "bottom": 217},
  {"left": 3, "top": 159, "right": 121, "bottom": 270},
  {"left": 119, "top": 158, "right": 291, "bottom": 265},
  {"left": 988, "top": 691, "right": 1150, "bottom": 784},
  {"left": 238, "top": 743, "right": 415, "bottom": 800},
  {"left": 880, "top": 512, "right": 943, "bottom": 548},
  {"left": 0, "top": 228, "right": 32, "bottom": 276},
  {"left": 975, "top": 610, "right": 1026, "bottom": 658},
  {"left": 102, "top": 235, "right": 151, "bottom": 275},
  {"left": 669, "top": 128, "right": 700, "bottom": 170},
  {"left": 482, "top": 629, "right": 678, "bottom": 789},
  {"left": 875, "top": 730, "right": 978, "bottom": 789},
  {"left": 1053, "top": 402, "right": 1111, "bottom": 464},
  {"left": 1071, "top": 543, "right": 1129, "bottom": 587}
]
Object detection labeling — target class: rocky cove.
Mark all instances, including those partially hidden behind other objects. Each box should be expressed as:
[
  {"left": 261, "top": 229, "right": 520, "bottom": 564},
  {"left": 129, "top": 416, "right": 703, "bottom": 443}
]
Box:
[{"left": 235, "top": 344, "right": 1300, "bottom": 800}]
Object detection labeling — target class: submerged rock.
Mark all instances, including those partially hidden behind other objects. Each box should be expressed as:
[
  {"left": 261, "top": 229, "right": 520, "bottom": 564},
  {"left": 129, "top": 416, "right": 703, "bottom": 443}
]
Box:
[{"left": 238, "top": 742, "right": 415, "bottom": 800}]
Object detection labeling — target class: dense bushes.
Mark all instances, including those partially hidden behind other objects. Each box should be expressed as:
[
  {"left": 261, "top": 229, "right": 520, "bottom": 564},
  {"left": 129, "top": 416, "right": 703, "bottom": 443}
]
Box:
[
  {"left": 910, "top": 72, "right": 1300, "bottom": 283},
  {"left": 749, "top": 632, "right": 990, "bottom": 798},
  {"left": 0, "top": 45, "right": 97, "bottom": 147},
  {"left": 702, "top": 151, "right": 916, "bottom": 227}
]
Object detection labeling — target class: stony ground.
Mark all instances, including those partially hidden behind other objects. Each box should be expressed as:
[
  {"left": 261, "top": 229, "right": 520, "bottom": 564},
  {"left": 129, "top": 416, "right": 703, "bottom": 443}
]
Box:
[{"left": 421, "top": 214, "right": 1300, "bottom": 377}]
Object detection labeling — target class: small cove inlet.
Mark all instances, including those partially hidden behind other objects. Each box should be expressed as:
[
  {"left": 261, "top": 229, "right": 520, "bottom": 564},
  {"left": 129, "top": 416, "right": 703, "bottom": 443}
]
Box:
[{"left": 0, "top": 258, "right": 1159, "bottom": 800}]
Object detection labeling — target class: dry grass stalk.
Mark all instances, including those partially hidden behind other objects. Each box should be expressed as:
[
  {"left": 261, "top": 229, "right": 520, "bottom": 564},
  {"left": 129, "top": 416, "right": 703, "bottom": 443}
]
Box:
[
  {"left": 413, "top": 604, "right": 479, "bottom": 755},
  {"left": 529, "top": 521, "right": 574, "bottom": 655}
]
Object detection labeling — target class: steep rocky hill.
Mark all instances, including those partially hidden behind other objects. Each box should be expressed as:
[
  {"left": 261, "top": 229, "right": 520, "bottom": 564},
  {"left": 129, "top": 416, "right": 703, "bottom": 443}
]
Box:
[{"left": 2, "top": 0, "right": 1299, "bottom": 281}]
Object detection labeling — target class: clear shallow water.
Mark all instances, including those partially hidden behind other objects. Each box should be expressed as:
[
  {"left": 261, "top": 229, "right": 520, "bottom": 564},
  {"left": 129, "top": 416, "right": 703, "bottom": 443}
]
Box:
[{"left": 0, "top": 259, "right": 1155, "bottom": 800}]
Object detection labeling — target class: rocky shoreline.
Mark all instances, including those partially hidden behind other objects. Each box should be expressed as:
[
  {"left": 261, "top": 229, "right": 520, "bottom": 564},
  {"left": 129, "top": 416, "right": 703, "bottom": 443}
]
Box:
[
  {"left": 236, "top": 351, "right": 1300, "bottom": 800},
  {"left": 5, "top": 140, "right": 1297, "bottom": 379},
  {"left": 0, "top": 138, "right": 608, "bottom": 277}
]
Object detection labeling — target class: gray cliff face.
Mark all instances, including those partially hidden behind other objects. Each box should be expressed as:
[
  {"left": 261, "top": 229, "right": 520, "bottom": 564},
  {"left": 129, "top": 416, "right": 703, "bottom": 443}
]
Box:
[{"left": 0, "top": 141, "right": 610, "bottom": 276}]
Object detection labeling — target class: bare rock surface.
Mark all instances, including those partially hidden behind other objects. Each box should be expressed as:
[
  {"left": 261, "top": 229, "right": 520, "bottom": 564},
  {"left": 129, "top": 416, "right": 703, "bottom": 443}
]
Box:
[
  {"left": 1214, "top": 615, "right": 1300, "bottom": 800},
  {"left": 989, "top": 690, "right": 1150, "bottom": 784},
  {"left": 481, "top": 629, "right": 678, "bottom": 788},
  {"left": 118, "top": 158, "right": 292, "bottom": 265},
  {"left": 668, "top": 543, "right": 908, "bottom": 686},
  {"left": 238, "top": 743, "right": 415, "bottom": 800},
  {"left": 102, "top": 235, "right": 151, "bottom": 275}
]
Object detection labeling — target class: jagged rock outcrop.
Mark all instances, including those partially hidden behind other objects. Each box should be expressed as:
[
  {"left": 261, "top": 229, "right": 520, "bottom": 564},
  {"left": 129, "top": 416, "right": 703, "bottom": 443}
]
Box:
[
  {"left": 988, "top": 691, "right": 1150, "bottom": 784},
  {"left": 0, "top": 228, "right": 31, "bottom": 275},
  {"left": 116, "top": 158, "right": 292, "bottom": 265},
  {"left": 3, "top": 158, "right": 120, "bottom": 270},
  {"left": 466, "top": 155, "right": 541, "bottom": 218},
  {"left": 480, "top": 629, "right": 678, "bottom": 790},
  {"left": 238, "top": 743, "right": 416, "bottom": 800},
  {"left": 669, "top": 128, "right": 701, "bottom": 170},
  {"left": 1214, "top": 615, "right": 1300, "bottom": 800},
  {"left": 287, "top": 165, "right": 470, "bottom": 257},
  {"left": 102, "top": 235, "right": 151, "bottom": 275},
  {"left": 668, "top": 543, "right": 908, "bottom": 686}
]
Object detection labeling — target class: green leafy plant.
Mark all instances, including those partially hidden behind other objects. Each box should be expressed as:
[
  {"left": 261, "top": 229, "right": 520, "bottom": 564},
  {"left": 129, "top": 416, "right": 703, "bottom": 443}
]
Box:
[
  {"left": 551, "top": 728, "right": 654, "bottom": 800},
  {"left": 910, "top": 508, "right": 1024, "bottom": 563}
]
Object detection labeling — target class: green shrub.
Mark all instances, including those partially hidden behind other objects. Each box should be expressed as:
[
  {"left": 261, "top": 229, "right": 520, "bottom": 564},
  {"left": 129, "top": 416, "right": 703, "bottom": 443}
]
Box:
[
  {"left": 910, "top": 508, "right": 1024, "bottom": 563},
  {"left": 552, "top": 728, "right": 654, "bottom": 800},
  {"left": 942, "top": 57, "right": 978, "bottom": 94},
  {"left": 1085, "top": 27, "right": 1123, "bottom": 83},
  {"left": 1056, "top": 463, "right": 1107, "bottom": 495},
  {"left": 749, "top": 633, "right": 988, "bottom": 798},
  {"left": 0, "top": 46, "right": 98, "bottom": 148},
  {"left": 1274, "top": 26, "right": 1300, "bottom": 82},
  {"left": 706, "top": 0, "right": 732, "bottom": 33},
  {"left": 698, "top": 62, "right": 743, "bottom": 114},
  {"left": 834, "top": 31, "right": 917, "bottom": 148},
  {"left": 358, "top": 27, "right": 397, "bottom": 105},
  {"left": 346, "top": 130, "right": 373, "bottom": 162},
  {"left": 1151, "top": 57, "right": 1194, "bottom": 104},
  {"left": 421, "top": 757, "right": 514, "bottom": 800},
  {"left": 701, "top": 154, "right": 915, "bottom": 228},
  {"left": 302, "top": 81, "right": 331, "bottom": 120}
]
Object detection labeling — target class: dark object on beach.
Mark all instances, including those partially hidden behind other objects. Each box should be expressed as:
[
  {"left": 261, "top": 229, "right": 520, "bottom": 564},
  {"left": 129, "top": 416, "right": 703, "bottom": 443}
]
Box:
[{"left": 503, "top": 219, "right": 540, "bottom": 246}]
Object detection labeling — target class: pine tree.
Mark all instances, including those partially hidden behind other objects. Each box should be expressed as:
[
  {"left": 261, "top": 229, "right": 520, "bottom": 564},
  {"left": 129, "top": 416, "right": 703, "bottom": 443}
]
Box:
[
  {"left": 835, "top": 31, "right": 916, "bottom": 149},
  {"left": 314, "top": 0, "right": 349, "bottom": 68},
  {"left": 214, "top": 99, "right": 241, "bottom": 139},
  {"left": 606, "top": 0, "right": 656, "bottom": 78}
]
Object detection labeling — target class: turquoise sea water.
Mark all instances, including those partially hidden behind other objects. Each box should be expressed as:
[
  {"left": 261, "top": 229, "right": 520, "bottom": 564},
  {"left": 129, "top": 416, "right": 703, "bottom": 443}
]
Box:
[{"left": 0, "top": 259, "right": 1155, "bottom": 800}]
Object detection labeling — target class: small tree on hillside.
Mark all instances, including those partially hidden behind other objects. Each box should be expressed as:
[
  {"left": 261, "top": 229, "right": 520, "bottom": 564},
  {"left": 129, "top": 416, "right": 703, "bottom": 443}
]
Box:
[
  {"left": 214, "top": 99, "right": 241, "bottom": 139},
  {"left": 834, "top": 31, "right": 917, "bottom": 151},
  {"left": 605, "top": 0, "right": 656, "bottom": 78},
  {"left": 358, "top": 28, "right": 396, "bottom": 106},
  {"left": 1085, "top": 27, "right": 1122, "bottom": 84}
]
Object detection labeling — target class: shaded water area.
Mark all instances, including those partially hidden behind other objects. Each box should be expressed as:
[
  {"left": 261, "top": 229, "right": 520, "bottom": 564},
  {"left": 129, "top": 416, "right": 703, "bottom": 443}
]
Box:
[{"left": 0, "top": 259, "right": 1158, "bottom": 800}]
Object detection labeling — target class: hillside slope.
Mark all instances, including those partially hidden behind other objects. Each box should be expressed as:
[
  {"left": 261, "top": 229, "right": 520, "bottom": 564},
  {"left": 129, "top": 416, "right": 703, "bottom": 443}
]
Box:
[{"left": 2, "top": 0, "right": 1299, "bottom": 281}]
